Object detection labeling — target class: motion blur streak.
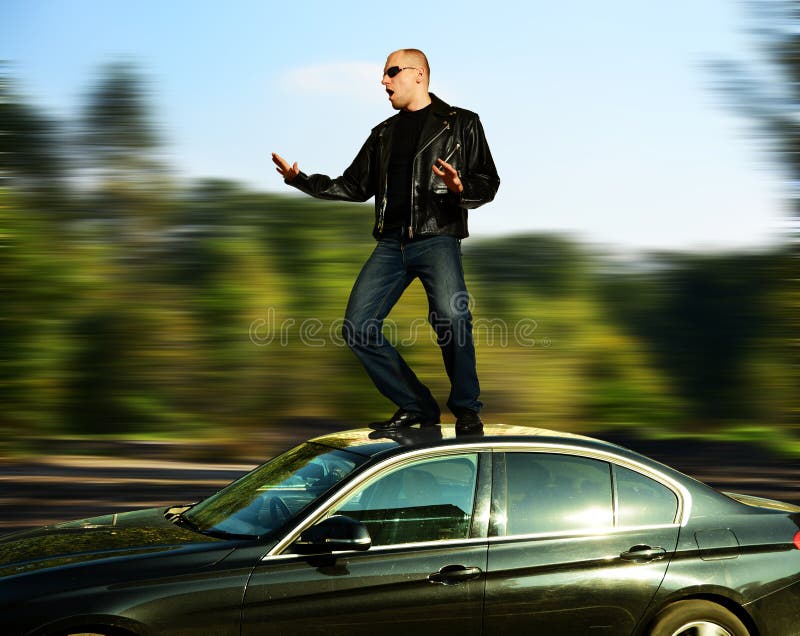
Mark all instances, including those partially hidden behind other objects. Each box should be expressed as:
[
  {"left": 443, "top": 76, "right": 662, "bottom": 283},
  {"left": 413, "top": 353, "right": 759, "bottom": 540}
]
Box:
[{"left": 1, "top": 2, "right": 798, "bottom": 479}]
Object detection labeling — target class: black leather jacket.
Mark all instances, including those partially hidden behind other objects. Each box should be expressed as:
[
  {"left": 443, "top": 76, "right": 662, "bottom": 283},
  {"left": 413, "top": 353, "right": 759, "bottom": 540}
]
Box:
[{"left": 288, "top": 93, "right": 500, "bottom": 239}]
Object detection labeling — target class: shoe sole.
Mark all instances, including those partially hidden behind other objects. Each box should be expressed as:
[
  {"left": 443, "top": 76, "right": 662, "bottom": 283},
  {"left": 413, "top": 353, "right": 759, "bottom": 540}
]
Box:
[{"left": 369, "top": 417, "right": 440, "bottom": 431}]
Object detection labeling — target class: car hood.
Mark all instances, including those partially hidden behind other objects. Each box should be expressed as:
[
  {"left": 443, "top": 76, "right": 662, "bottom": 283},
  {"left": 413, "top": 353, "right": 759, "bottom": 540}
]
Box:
[{"left": 0, "top": 507, "right": 227, "bottom": 578}]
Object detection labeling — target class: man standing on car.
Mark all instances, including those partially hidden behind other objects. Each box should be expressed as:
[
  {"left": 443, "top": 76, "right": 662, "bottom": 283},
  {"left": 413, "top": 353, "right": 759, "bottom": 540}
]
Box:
[{"left": 272, "top": 48, "right": 499, "bottom": 433}]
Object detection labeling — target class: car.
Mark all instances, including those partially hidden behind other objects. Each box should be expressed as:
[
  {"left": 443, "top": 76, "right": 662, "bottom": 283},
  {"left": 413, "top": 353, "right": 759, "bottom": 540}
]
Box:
[{"left": 1, "top": 424, "right": 800, "bottom": 636}]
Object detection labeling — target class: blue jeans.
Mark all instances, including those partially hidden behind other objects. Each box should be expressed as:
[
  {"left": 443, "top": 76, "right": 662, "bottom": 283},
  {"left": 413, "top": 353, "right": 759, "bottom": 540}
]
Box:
[{"left": 343, "top": 234, "right": 482, "bottom": 417}]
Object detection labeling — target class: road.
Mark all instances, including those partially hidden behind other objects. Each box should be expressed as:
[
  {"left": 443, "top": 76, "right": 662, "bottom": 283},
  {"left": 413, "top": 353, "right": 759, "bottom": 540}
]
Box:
[
  {"left": 0, "top": 455, "right": 254, "bottom": 533},
  {"left": 1, "top": 433, "right": 798, "bottom": 535}
]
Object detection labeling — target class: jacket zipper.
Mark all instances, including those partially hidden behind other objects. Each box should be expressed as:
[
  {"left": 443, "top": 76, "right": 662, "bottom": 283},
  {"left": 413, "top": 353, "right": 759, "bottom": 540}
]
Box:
[
  {"left": 377, "top": 125, "right": 390, "bottom": 235},
  {"left": 378, "top": 191, "right": 387, "bottom": 233},
  {"left": 409, "top": 120, "right": 451, "bottom": 238},
  {"left": 442, "top": 142, "right": 461, "bottom": 164}
]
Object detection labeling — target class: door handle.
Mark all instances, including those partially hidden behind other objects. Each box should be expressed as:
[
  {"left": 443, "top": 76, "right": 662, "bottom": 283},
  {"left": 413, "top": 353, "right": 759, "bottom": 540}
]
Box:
[
  {"left": 428, "top": 564, "right": 483, "bottom": 585},
  {"left": 620, "top": 544, "right": 667, "bottom": 563}
]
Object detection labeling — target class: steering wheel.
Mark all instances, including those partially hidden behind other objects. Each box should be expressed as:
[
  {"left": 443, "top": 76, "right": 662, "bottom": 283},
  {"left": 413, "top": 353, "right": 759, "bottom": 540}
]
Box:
[{"left": 269, "top": 496, "right": 291, "bottom": 522}]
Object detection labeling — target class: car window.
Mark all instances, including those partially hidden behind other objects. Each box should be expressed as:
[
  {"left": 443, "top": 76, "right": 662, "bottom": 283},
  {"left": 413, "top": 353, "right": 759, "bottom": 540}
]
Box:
[
  {"left": 184, "top": 442, "right": 368, "bottom": 537},
  {"left": 505, "top": 453, "right": 613, "bottom": 536},
  {"left": 614, "top": 465, "right": 678, "bottom": 526},
  {"left": 333, "top": 454, "right": 479, "bottom": 546}
]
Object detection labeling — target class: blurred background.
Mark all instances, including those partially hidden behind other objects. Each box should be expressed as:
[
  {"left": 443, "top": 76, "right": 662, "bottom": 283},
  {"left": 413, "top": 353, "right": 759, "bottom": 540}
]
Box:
[{"left": 1, "top": 1, "right": 798, "bottom": 530}]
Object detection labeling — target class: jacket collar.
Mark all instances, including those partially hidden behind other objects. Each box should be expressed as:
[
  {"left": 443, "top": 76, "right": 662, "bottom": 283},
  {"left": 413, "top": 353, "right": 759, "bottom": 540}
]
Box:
[
  {"left": 374, "top": 93, "right": 455, "bottom": 164},
  {"left": 427, "top": 93, "right": 454, "bottom": 118},
  {"left": 415, "top": 93, "right": 455, "bottom": 154},
  {"left": 376, "top": 93, "right": 454, "bottom": 132}
]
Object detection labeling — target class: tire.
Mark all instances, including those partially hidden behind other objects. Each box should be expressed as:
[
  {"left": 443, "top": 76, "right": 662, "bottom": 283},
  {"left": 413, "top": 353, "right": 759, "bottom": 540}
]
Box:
[{"left": 647, "top": 600, "right": 750, "bottom": 636}]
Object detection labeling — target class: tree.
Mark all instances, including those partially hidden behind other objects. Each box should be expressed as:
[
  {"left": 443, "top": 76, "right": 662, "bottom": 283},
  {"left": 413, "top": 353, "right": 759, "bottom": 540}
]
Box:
[
  {"left": 80, "top": 61, "right": 175, "bottom": 231},
  {"left": 713, "top": 1, "right": 800, "bottom": 215},
  {"left": 0, "top": 63, "right": 67, "bottom": 208},
  {"left": 82, "top": 61, "right": 159, "bottom": 176},
  {"left": 712, "top": 1, "right": 800, "bottom": 429}
]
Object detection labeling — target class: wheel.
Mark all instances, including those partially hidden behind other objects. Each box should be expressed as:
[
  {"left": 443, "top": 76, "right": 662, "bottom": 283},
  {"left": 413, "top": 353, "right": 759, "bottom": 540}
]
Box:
[{"left": 648, "top": 600, "right": 750, "bottom": 636}]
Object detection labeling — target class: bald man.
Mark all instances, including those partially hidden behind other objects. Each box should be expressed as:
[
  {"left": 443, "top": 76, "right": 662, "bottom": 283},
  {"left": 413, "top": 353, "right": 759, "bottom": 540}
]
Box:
[{"left": 272, "top": 49, "right": 499, "bottom": 433}]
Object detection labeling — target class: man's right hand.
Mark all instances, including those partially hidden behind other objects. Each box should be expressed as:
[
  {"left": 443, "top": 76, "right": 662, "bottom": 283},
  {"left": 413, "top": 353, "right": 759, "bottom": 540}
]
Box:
[{"left": 272, "top": 152, "right": 300, "bottom": 182}]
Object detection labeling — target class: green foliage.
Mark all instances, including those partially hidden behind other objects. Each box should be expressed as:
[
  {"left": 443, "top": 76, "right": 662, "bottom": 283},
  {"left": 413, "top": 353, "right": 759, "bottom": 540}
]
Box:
[
  {"left": 713, "top": 1, "right": 800, "bottom": 428},
  {"left": 1, "top": 59, "right": 797, "bottom": 443},
  {"left": 713, "top": 1, "right": 800, "bottom": 214},
  {"left": 82, "top": 61, "right": 158, "bottom": 168},
  {"left": 0, "top": 66, "right": 68, "bottom": 209},
  {"left": 2, "top": 178, "right": 795, "bottom": 437},
  {"left": 597, "top": 250, "right": 792, "bottom": 426}
]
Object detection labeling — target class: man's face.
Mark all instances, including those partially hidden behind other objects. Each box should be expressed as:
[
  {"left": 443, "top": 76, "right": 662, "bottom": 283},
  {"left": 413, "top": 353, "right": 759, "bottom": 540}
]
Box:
[{"left": 382, "top": 53, "right": 420, "bottom": 111}]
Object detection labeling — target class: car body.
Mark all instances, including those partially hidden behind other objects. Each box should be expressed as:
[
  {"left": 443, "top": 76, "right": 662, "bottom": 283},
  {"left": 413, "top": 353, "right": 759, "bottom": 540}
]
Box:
[{"left": 1, "top": 424, "right": 799, "bottom": 636}]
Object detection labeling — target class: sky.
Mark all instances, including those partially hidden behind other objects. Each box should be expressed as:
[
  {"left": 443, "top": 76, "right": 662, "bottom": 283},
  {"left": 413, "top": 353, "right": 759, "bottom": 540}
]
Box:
[{"left": 1, "top": 0, "right": 790, "bottom": 252}]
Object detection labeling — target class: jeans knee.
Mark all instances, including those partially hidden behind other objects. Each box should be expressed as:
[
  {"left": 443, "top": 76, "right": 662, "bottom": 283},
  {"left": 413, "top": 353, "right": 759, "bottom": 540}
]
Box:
[
  {"left": 429, "top": 308, "right": 471, "bottom": 331},
  {"left": 342, "top": 316, "right": 385, "bottom": 349},
  {"left": 428, "top": 310, "right": 472, "bottom": 347}
]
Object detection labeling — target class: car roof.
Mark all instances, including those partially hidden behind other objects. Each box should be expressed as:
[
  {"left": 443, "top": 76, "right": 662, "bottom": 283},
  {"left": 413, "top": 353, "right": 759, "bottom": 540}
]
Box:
[
  {"left": 307, "top": 425, "right": 751, "bottom": 524},
  {"left": 309, "top": 424, "right": 631, "bottom": 460},
  {"left": 308, "top": 424, "right": 714, "bottom": 503}
]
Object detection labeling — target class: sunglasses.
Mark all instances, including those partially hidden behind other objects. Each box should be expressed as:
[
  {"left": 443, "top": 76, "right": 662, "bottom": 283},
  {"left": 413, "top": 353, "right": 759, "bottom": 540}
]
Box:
[{"left": 384, "top": 66, "right": 417, "bottom": 79}]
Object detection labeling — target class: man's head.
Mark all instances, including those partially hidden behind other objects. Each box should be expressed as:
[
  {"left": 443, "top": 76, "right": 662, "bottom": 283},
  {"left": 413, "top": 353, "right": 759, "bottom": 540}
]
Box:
[{"left": 382, "top": 49, "right": 431, "bottom": 112}]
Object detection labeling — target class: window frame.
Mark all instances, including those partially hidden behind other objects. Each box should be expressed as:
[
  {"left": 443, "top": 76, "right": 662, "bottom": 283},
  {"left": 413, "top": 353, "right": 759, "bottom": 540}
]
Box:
[
  {"left": 268, "top": 447, "right": 493, "bottom": 557},
  {"left": 266, "top": 441, "right": 691, "bottom": 559},
  {"left": 490, "top": 445, "right": 688, "bottom": 541},
  {"left": 498, "top": 451, "right": 615, "bottom": 537},
  {"left": 612, "top": 462, "right": 680, "bottom": 529},
  {"left": 331, "top": 452, "right": 484, "bottom": 547}
]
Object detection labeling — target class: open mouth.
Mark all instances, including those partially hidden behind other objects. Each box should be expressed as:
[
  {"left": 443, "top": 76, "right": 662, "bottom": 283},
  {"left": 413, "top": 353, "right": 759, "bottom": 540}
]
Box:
[{"left": 386, "top": 89, "right": 394, "bottom": 97}]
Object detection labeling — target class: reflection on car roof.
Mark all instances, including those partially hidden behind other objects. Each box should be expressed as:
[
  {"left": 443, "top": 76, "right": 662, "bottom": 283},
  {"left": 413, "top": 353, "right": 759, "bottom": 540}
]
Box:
[{"left": 310, "top": 424, "right": 601, "bottom": 457}]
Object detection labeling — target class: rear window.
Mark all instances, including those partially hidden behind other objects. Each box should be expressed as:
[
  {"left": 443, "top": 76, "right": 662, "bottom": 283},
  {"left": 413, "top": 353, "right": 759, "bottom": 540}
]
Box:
[{"left": 614, "top": 465, "right": 678, "bottom": 526}]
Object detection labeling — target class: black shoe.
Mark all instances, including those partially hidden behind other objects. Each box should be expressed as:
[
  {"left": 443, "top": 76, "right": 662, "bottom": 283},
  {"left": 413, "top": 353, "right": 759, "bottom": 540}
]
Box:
[
  {"left": 455, "top": 410, "right": 483, "bottom": 433},
  {"left": 368, "top": 426, "right": 443, "bottom": 445},
  {"left": 369, "top": 408, "right": 440, "bottom": 431}
]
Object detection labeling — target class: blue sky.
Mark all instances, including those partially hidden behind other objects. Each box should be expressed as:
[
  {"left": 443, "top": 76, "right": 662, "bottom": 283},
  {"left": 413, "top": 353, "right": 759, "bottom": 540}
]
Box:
[{"left": 2, "top": 0, "right": 788, "bottom": 251}]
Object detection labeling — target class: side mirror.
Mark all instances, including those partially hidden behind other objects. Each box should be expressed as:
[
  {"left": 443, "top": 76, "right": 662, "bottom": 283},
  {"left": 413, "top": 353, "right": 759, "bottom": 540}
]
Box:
[{"left": 294, "top": 515, "right": 371, "bottom": 553}]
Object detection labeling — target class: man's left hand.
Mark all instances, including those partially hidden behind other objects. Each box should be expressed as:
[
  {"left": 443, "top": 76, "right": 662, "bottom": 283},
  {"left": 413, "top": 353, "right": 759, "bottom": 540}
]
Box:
[{"left": 432, "top": 158, "right": 464, "bottom": 194}]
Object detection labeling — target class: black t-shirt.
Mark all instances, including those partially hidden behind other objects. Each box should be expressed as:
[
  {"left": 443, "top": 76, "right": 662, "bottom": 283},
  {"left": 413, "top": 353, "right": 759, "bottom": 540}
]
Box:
[{"left": 383, "top": 104, "right": 431, "bottom": 231}]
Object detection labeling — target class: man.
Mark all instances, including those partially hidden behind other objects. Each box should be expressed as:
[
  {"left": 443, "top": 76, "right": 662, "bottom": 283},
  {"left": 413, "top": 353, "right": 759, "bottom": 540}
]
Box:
[{"left": 272, "top": 48, "right": 499, "bottom": 433}]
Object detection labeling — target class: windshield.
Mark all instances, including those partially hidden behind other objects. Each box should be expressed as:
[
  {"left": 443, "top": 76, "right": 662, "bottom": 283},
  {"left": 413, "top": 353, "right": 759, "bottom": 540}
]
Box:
[{"left": 182, "top": 442, "right": 368, "bottom": 537}]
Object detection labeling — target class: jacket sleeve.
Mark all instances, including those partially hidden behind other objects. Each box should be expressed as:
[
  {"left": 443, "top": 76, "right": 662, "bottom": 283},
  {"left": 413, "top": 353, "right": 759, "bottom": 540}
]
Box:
[
  {"left": 287, "top": 133, "right": 376, "bottom": 203},
  {"left": 458, "top": 115, "right": 500, "bottom": 209}
]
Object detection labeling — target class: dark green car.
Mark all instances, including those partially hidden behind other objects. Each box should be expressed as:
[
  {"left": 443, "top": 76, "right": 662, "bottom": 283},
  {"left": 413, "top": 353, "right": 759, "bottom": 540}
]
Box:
[{"left": 2, "top": 425, "right": 800, "bottom": 636}]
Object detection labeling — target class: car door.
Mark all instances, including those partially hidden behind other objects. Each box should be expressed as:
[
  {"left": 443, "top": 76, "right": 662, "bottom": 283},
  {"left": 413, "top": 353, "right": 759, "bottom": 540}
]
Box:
[
  {"left": 242, "top": 451, "right": 490, "bottom": 636},
  {"left": 484, "top": 451, "right": 681, "bottom": 635}
]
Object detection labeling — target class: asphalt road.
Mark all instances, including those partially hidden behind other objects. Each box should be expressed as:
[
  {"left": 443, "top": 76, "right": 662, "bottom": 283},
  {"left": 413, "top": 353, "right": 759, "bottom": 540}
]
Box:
[
  {"left": 1, "top": 433, "right": 798, "bottom": 535},
  {"left": 0, "top": 456, "right": 254, "bottom": 533}
]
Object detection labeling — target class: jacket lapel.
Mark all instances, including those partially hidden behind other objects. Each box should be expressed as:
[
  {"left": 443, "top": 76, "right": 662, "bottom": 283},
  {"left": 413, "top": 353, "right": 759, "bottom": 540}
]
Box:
[
  {"left": 376, "top": 118, "right": 395, "bottom": 178},
  {"left": 416, "top": 93, "right": 453, "bottom": 156}
]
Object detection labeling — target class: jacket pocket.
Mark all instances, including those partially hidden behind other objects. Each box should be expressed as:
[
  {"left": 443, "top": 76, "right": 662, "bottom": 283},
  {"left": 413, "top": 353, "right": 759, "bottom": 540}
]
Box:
[
  {"left": 432, "top": 141, "right": 462, "bottom": 194},
  {"left": 442, "top": 141, "right": 462, "bottom": 164}
]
